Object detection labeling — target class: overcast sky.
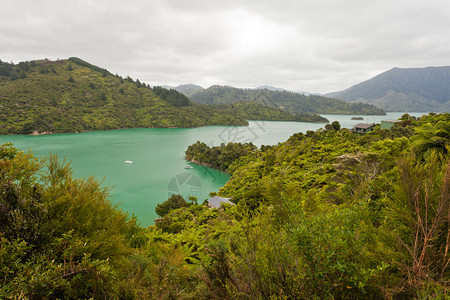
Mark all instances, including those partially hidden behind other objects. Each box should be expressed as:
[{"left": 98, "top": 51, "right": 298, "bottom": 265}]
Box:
[{"left": 1, "top": 0, "right": 449, "bottom": 93}]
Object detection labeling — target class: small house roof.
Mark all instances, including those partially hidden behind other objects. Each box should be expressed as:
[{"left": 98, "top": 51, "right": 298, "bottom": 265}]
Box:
[
  {"left": 207, "top": 196, "right": 234, "bottom": 208},
  {"left": 354, "top": 123, "right": 375, "bottom": 129}
]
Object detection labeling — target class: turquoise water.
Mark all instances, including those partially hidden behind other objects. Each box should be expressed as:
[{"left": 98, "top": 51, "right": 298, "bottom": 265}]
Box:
[{"left": 0, "top": 112, "right": 428, "bottom": 226}]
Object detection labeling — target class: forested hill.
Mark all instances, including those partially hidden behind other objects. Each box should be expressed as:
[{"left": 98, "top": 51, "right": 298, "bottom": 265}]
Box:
[
  {"left": 188, "top": 85, "right": 386, "bottom": 115},
  {"left": 0, "top": 58, "right": 250, "bottom": 134},
  {"left": 0, "top": 58, "right": 328, "bottom": 134},
  {"left": 327, "top": 66, "right": 450, "bottom": 112}
]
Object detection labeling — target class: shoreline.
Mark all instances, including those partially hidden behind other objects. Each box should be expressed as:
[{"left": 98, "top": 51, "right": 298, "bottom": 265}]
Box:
[
  {"left": 30, "top": 130, "right": 54, "bottom": 136},
  {"left": 185, "top": 157, "right": 230, "bottom": 174},
  {"left": 3, "top": 124, "right": 234, "bottom": 136},
  {"left": 2, "top": 112, "right": 423, "bottom": 136}
]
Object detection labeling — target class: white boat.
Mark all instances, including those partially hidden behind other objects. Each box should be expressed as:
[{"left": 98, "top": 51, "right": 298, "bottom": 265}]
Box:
[
  {"left": 124, "top": 160, "right": 133, "bottom": 164},
  {"left": 185, "top": 165, "right": 193, "bottom": 169}
]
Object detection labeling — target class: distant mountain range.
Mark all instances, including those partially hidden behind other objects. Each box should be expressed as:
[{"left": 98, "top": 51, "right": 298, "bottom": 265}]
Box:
[
  {"left": 183, "top": 85, "right": 385, "bottom": 115},
  {"left": 327, "top": 66, "right": 450, "bottom": 112},
  {"left": 255, "top": 86, "right": 315, "bottom": 95},
  {"left": 171, "top": 84, "right": 205, "bottom": 97},
  {"left": 255, "top": 85, "right": 288, "bottom": 92},
  {"left": 170, "top": 84, "right": 290, "bottom": 95}
]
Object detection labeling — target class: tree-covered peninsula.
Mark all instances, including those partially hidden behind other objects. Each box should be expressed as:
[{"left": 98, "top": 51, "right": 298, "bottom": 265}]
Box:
[
  {"left": 185, "top": 141, "right": 258, "bottom": 172},
  {"left": 0, "top": 58, "right": 326, "bottom": 135},
  {"left": 1, "top": 113, "right": 448, "bottom": 298}
]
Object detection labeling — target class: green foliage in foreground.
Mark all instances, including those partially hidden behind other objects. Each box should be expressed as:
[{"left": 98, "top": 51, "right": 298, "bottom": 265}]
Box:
[
  {"left": 1, "top": 112, "right": 449, "bottom": 299},
  {"left": 0, "top": 144, "right": 144, "bottom": 298},
  {"left": 155, "top": 194, "right": 187, "bottom": 217},
  {"left": 1, "top": 58, "right": 326, "bottom": 135}
]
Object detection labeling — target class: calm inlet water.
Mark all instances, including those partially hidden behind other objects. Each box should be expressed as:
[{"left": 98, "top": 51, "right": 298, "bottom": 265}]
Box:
[{"left": 0, "top": 112, "right": 427, "bottom": 226}]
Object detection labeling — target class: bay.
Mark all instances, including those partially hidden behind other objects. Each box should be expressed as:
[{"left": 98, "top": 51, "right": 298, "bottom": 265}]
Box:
[{"left": 0, "top": 112, "right": 428, "bottom": 226}]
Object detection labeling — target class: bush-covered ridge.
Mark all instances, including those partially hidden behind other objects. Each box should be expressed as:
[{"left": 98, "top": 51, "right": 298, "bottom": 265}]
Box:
[
  {"left": 189, "top": 84, "right": 387, "bottom": 115},
  {"left": 0, "top": 58, "right": 326, "bottom": 135},
  {"left": 1, "top": 112, "right": 449, "bottom": 298},
  {"left": 0, "top": 58, "right": 247, "bottom": 134},
  {"left": 185, "top": 141, "right": 258, "bottom": 172}
]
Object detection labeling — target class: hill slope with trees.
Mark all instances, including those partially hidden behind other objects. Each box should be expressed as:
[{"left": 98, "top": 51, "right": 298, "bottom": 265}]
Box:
[
  {"left": 0, "top": 58, "right": 246, "bottom": 134},
  {"left": 188, "top": 85, "right": 386, "bottom": 115},
  {"left": 0, "top": 58, "right": 325, "bottom": 135},
  {"left": 327, "top": 66, "right": 450, "bottom": 112}
]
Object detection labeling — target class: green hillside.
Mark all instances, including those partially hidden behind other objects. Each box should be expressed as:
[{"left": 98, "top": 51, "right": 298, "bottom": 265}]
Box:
[
  {"left": 189, "top": 85, "right": 386, "bottom": 115},
  {"left": 0, "top": 58, "right": 253, "bottom": 134},
  {"left": 327, "top": 66, "right": 450, "bottom": 111},
  {"left": 1, "top": 113, "right": 448, "bottom": 298},
  {"left": 209, "top": 102, "right": 328, "bottom": 123},
  {"left": 0, "top": 58, "right": 329, "bottom": 135}
]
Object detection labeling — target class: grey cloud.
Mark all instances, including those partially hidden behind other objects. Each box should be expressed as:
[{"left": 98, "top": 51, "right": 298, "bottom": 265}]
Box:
[{"left": 1, "top": 0, "right": 450, "bottom": 93}]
